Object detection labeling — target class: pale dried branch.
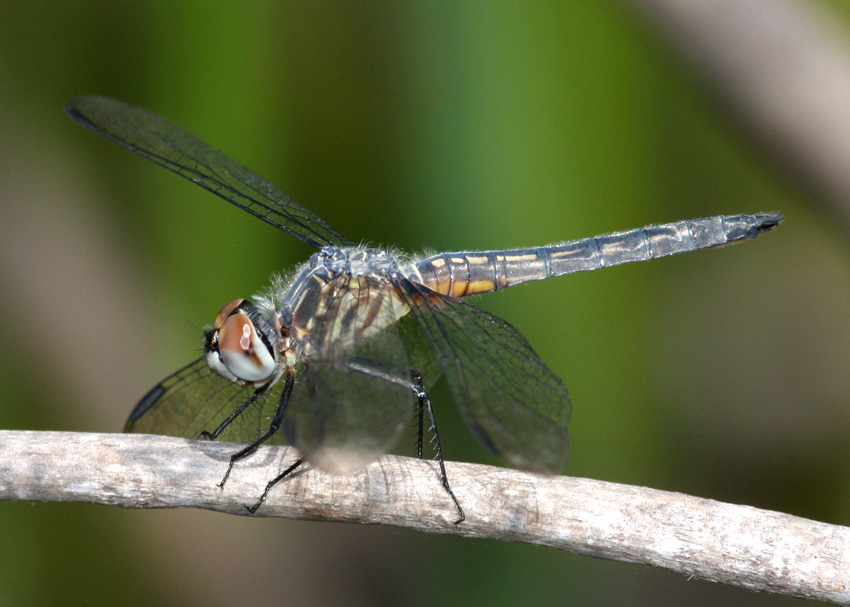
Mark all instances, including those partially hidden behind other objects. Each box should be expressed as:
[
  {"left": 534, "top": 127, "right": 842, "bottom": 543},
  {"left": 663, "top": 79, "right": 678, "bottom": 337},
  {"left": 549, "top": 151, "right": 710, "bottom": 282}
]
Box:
[
  {"left": 0, "top": 430, "right": 848, "bottom": 604},
  {"left": 624, "top": 0, "right": 850, "bottom": 227}
]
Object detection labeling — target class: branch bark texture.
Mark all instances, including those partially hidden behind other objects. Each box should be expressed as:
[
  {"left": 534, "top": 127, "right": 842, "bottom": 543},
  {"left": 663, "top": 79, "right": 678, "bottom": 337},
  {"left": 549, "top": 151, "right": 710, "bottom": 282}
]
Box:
[{"left": 0, "top": 430, "right": 847, "bottom": 604}]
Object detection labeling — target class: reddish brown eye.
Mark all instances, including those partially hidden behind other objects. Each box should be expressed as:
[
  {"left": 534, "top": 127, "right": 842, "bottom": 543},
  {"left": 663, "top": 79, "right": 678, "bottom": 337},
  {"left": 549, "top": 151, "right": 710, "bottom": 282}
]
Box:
[
  {"left": 218, "top": 314, "right": 253, "bottom": 355},
  {"left": 214, "top": 298, "right": 245, "bottom": 329},
  {"left": 217, "top": 313, "right": 276, "bottom": 383}
]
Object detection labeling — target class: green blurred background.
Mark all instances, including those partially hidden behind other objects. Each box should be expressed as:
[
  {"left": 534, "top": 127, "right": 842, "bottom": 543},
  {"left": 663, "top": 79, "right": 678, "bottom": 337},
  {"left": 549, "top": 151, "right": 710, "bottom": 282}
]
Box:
[{"left": 0, "top": 1, "right": 845, "bottom": 606}]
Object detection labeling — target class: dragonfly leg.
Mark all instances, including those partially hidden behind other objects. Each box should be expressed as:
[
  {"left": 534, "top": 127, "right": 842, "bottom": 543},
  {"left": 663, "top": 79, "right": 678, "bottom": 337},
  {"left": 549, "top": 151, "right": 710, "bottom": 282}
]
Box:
[
  {"left": 218, "top": 371, "right": 295, "bottom": 489},
  {"left": 337, "top": 357, "right": 466, "bottom": 523},
  {"left": 409, "top": 368, "right": 465, "bottom": 524},
  {"left": 245, "top": 457, "right": 305, "bottom": 514},
  {"left": 416, "top": 377, "right": 425, "bottom": 459},
  {"left": 199, "top": 388, "right": 265, "bottom": 440}
]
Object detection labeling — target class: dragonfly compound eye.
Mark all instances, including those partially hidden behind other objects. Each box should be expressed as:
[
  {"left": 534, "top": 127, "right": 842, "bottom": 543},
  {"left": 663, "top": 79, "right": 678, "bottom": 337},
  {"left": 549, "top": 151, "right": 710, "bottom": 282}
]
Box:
[
  {"left": 214, "top": 298, "right": 245, "bottom": 329},
  {"left": 215, "top": 311, "right": 277, "bottom": 384}
]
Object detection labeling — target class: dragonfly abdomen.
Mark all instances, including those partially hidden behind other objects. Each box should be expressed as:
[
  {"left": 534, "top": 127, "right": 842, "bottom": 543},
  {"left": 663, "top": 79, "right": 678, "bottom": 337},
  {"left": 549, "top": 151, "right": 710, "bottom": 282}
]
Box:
[
  {"left": 414, "top": 213, "right": 782, "bottom": 297},
  {"left": 414, "top": 249, "right": 553, "bottom": 296}
]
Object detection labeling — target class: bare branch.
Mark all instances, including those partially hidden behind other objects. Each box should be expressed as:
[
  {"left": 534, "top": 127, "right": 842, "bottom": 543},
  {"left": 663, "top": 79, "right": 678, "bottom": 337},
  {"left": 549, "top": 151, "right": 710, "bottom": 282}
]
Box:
[
  {"left": 623, "top": 0, "right": 850, "bottom": 227},
  {"left": 0, "top": 430, "right": 847, "bottom": 603}
]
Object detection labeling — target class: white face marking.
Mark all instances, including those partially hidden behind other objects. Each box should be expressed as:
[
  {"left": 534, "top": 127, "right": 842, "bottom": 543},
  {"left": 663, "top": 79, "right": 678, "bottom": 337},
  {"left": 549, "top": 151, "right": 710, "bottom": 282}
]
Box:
[{"left": 205, "top": 349, "right": 239, "bottom": 384}]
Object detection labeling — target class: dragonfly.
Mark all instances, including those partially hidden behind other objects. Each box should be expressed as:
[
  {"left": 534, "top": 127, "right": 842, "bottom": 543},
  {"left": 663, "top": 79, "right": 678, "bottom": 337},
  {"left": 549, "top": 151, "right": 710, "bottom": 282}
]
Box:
[{"left": 65, "top": 96, "right": 782, "bottom": 522}]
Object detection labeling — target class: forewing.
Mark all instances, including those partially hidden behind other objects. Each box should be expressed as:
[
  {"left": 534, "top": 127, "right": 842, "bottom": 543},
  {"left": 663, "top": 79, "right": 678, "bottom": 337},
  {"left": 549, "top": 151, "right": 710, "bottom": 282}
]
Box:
[
  {"left": 399, "top": 283, "right": 571, "bottom": 473},
  {"left": 65, "top": 96, "right": 352, "bottom": 249},
  {"left": 284, "top": 275, "right": 415, "bottom": 474},
  {"left": 126, "top": 358, "right": 287, "bottom": 445}
]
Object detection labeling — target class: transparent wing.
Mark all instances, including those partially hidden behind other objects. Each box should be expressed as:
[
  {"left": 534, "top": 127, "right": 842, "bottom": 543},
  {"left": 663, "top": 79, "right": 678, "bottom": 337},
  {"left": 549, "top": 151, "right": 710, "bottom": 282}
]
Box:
[
  {"left": 398, "top": 280, "right": 571, "bottom": 473},
  {"left": 283, "top": 274, "right": 416, "bottom": 474},
  {"left": 126, "top": 358, "right": 288, "bottom": 445},
  {"left": 65, "top": 95, "right": 352, "bottom": 249},
  {"left": 396, "top": 312, "right": 443, "bottom": 389}
]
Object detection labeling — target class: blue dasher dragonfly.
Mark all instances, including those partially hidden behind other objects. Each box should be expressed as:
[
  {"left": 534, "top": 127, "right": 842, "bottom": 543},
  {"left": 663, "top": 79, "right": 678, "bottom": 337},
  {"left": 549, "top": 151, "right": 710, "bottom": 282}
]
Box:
[{"left": 66, "top": 96, "right": 782, "bottom": 522}]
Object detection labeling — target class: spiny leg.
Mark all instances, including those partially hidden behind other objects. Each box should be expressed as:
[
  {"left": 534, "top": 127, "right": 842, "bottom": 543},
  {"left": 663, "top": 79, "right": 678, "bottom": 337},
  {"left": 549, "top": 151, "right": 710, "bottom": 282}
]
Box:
[
  {"left": 409, "top": 368, "right": 465, "bottom": 524},
  {"left": 219, "top": 371, "right": 295, "bottom": 488},
  {"left": 199, "top": 388, "right": 265, "bottom": 440},
  {"left": 416, "top": 380, "right": 425, "bottom": 459},
  {"left": 341, "top": 357, "right": 466, "bottom": 523},
  {"left": 245, "top": 456, "right": 305, "bottom": 514}
]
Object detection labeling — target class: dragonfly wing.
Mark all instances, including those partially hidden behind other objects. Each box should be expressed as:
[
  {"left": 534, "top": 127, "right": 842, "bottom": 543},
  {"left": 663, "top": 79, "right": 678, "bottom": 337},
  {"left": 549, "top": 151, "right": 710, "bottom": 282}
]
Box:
[
  {"left": 284, "top": 357, "right": 412, "bottom": 474},
  {"left": 399, "top": 282, "right": 571, "bottom": 474},
  {"left": 126, "top": 357, "right": 288, "bottom": 446},
  {"left": 65, "top": 96, "right": 352, "bottom": 249}
]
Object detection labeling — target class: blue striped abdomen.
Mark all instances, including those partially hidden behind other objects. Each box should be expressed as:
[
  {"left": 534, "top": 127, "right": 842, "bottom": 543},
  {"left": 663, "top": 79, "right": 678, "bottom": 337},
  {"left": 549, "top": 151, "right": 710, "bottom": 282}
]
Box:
[{"left": 413, "top": 213, "right": 782, "bottom": 297}]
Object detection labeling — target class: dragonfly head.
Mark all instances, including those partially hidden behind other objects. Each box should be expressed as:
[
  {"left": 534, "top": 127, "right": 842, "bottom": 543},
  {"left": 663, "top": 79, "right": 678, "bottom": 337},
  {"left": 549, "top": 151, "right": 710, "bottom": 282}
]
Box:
[{"left": 204, "top": 299, "right": 279, "bottom": 388}]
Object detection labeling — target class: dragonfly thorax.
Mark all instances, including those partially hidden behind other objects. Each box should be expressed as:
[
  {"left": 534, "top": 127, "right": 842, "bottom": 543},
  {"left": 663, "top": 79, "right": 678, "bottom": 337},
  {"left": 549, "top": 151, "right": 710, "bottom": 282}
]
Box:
[
  {"left": 308, "top": 245, "right": 402, "bottom": 278},
  {"left": 279, "top": 246, "right": 411, "bottom": 356}
]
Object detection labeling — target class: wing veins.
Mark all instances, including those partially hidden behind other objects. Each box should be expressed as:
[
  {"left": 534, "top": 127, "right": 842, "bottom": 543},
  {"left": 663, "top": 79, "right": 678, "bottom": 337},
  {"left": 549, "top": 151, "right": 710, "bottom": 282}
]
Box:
[{"left": 65, "top": 96, "right": 353, "bottom": 249}]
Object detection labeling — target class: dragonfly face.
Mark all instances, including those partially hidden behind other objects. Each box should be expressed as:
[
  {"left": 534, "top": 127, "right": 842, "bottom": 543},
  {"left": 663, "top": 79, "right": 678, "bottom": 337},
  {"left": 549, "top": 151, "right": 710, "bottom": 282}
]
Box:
[
  {"left": 65, "top": 95, "right": 782, "bottom": 518},
  {"left": 204, "top": 299, "right": 282, "bottom": 388}
]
